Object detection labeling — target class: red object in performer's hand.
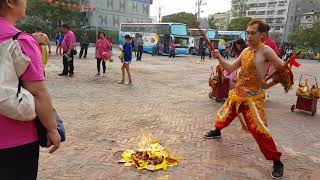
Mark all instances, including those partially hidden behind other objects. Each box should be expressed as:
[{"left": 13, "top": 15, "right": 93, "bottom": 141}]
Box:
[
  {"left": 195, "top": 21, "right": 215, "bottom": 53},
  {"left": 195, "top": 21, "right": 220, "bottom": 60}
]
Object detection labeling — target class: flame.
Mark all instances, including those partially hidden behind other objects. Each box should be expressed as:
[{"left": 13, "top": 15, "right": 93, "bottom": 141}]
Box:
[{"left": 120, "top": 135, "right": 179, "bottom": 171}]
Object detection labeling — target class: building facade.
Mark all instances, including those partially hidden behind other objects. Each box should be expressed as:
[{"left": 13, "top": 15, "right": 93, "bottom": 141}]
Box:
[
  {"left": 299, "top": 11, "right": 319, "bottom": 29},
  {"left": 81, "top": 0, "right": 153, "bottom": 31},
  {"left": 231, "top": 0, "right": 319, "bottom": 42},
  {"left": 211, "top": 11, "right": 231, "bottom": 31}
]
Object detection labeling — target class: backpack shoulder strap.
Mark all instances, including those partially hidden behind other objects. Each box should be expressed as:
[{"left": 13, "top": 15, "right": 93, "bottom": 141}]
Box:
[
  {"left": 11, "top": 31, "right": 23, "bottom": 97},
  {"left": 12, "top": 31, "right": 22, "bottom": 40},
  {"left": 12, "top": 32, "right": 22, "bottom": 40}
]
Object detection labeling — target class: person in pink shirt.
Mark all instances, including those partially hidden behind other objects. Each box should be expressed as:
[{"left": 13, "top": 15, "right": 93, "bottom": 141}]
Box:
[
  {"left": 95, "top": 32, "right": 111, "bottom": 77},
  {"left": 0, "top": 0, "right": 60, "bottom": 179},
  {"left": 58, "top": 24, "right": 77, "bottom": 77},
  {"left": 262, "top": 24, "right": 279, "bottom": 93},
  {"left": 223, "top": 70, "right": 237, "bottom": 90},
  {"left": 263, "top": 24, "right": 280, "bottom": 56}
]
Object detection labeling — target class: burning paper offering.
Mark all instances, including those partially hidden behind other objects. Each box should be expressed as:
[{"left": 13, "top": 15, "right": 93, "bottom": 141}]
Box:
[{"left": 119, "top": 135, "right": 179, "bottom": 171}]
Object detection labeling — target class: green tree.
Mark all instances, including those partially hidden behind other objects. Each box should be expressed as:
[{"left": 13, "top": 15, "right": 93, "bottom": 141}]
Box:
[
  {"left": 231, "top": 0, "right": 247, "bottom": 18},
  {"left": 228, "top": 17, "right": 252, "bottom": 31},
  {"left": 17, "top": 0, "right": 82, "bottom": 38},
  {"left": 207, "top": 16, "right": 217, "bottom": 29},
  {"left": 161, "top": 12, "right": 197, "bottom": 28},
  {"left": 288, "top": 23, "right": 320, "bottom": 49}
]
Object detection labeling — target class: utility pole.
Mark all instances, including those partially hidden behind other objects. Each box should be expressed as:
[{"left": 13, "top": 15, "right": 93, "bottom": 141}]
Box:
[
  {"left": 157, "top": 0, "right": 162, "bottom": 22},
  {"left": 159, "top": 6, "right": 162, "bottom": 22},
  {"left": 196, "top": 0, "right": 207, "bottom": 19}
]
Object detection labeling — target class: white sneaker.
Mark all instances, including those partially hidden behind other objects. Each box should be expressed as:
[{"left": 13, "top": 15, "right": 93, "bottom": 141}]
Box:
[{"left": 103, "top": 73, "right": 106, "bottom": 77}]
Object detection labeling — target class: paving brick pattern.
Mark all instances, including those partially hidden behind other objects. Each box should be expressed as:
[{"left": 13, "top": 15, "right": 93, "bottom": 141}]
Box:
[{"left": 38, "top": 52, "right": 320, "bottom": 180}]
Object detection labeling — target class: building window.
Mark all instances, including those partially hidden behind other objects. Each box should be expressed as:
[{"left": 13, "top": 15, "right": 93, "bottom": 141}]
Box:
[
  {"left": 277, "top": 9, "right": 286, "bottom": 15},
  {"left": 257, "top": 3, "right": 266, "bottom": 7},
  {"left": 268, "top": 2, "right": 276, "bottom": 7},
  {"left": 266, "top": 18, "right": 275, "bottom": 23},
  {"left": 256, "top": 11, "right": 265, "bottom": 15},
  {"left": 248, "top": 11, "right": 256, "bottom": 15},
  {"left": 276, "top": 17, "right": 285, "bottom": 23},
  {"left": 267, "top": 10, "right": 274, "bottom": 15},
  {"left": 278, "top": 1, "right": 285, "bottom": 6},
  {"left": 275, "top": 26, "right": 281, "bottom": 30},
  {"left": 248, "top": 3, "right": 257, "bottom": 8}
]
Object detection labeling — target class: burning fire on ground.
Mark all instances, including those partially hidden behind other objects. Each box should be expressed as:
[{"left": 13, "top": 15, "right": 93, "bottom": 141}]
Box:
[{"left": 119, "top": 135, "right": 179, "bottom": 171}]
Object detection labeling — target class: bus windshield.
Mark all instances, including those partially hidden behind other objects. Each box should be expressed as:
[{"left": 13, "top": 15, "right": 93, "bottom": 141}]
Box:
[
  {"left": 175, "top": 37, "right": 189, "bottom": 48},
  {"left": 206, "top": 30, "right": 217, "bottom": 39},
  {"left": 171, "top": 24, "right": 187, "bottom": 36}
]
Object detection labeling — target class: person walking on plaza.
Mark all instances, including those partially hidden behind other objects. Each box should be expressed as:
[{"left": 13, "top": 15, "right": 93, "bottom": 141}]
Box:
[
  {"left": 119, "top": 35, "right": 133, "bottom": 85},
  {"left": 95, "top": 32, "right": 111, "bottom": 77},
  {"left": 79, "top": 31, "right": 90, "bottom": 59},
  {"left": 152, "top": 38, "right": 157, "bottom": 56},
  {"left": 136, "top": 35, "right": 144, "bottom": 61},
  {"left": 169, "top": 41, "right": 176, "bottom": 59},
  {"left": 204, "top": 20, "right": 285, "bottom": 179},
  {"left": 32, "top": 26, "right": 51, "bottom": 66},
  {"left": 58, "top": 24, "right": 76, "bottom": 77},
  {"left": 0, "top": 0, "right": 61, "bottom": 179},
  {"left": 55, "top": 32, "right": 63, "bottom": 55},
  {"left": 200, "top": 41, "right": 206, "bottom": 61}
]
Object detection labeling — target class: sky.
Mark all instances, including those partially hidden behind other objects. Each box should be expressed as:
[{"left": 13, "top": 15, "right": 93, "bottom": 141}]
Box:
[{"left": 150, "top": 0, "right": 231, "bottom": 21}]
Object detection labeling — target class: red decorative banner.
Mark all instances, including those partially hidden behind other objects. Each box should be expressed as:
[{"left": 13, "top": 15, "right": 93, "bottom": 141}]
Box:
[{"left": 40, "top": 0, "right": 97, "bottom": 11}]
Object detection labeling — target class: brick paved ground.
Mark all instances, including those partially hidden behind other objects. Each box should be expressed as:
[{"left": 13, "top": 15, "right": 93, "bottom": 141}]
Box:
[{"left": 38, "top": 49, "right": 320, "bottom": 180}]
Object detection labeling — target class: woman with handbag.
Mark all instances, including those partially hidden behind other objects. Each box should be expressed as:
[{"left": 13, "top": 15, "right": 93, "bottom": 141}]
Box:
[
  {"left": 0, "top": 0, "right": 61, "bottom": 179},
  {"left": 58, "top": 24, "right": 77, "bottom": 77},
  {"left": 95, "top": 32, "right": 111, "bottom": 77}
]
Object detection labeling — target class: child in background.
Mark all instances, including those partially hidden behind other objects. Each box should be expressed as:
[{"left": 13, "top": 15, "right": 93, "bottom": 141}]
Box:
[{"left": 119, "top": 35, "right": 133, "bottom": 85}]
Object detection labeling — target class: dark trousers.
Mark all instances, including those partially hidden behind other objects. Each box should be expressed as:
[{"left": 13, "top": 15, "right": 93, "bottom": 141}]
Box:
[
  {"left": 0, "top": 142, "right": 39, "bottom": 180},
  {"left": 201, "top": 52, "right": 206, "bottom": 60},
  {"left": 169, "top": 50, "right": 176, "bottom": 58},
  {"left": 223, "top": 50, "right": 228, "bottom": 59},
  {"left": 152, "top": 46, "right": 156, "bottom": 56},
  {"left": 62, "top": 51, "right": 74, "bottom": 75},
  {"left": 79, "top": 44, "right": 89, "bottom": 58},
  {"left": 137, "top": 45, "right": 143, "bottom": 60},
  {"left": 137, "top": 51, "right": 143, "bottom": 61},
  {"left": 97, "top": 58, "right": 106, "bottom": 73}
]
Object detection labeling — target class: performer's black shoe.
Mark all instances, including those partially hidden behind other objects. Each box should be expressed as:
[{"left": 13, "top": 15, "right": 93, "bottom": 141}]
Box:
[
  {"left": 272, "top": 161, "right": 284, "bottom": 179},
  {"left": 58, "top": 73, "right": 68, "bottom": 76},
  {"left": 204, "top": 129, "right": 221, "bottom": 139}
]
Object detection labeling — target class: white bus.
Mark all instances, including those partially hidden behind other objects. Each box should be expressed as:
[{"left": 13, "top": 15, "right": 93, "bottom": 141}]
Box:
[
  {"left": 188, "top": 28, "right": 218, "bottom": 54},
  {"left": 119, "top": 23, "right": 190, "bottom": 55}
]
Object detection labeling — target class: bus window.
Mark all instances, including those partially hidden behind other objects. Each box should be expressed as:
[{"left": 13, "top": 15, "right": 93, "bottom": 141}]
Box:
[{"left": 171, "top": 24, "right": 188, "bottom": 36}]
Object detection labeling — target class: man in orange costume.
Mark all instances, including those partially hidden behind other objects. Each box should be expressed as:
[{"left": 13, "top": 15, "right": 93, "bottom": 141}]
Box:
[{"left": 204, "top": 20, "right": 284, "bottom": 179}]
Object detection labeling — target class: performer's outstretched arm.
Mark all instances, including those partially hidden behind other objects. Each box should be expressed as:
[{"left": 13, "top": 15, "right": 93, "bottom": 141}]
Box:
[{"left": 211, "top": 50, "right": 242, "bottom": 73}]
